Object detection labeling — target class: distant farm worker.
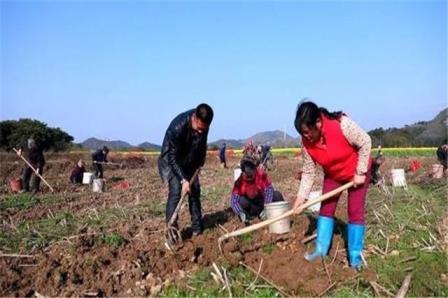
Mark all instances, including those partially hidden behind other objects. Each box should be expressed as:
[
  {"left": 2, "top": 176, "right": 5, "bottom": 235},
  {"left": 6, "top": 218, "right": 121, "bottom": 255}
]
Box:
[
  {"left": 370, "top": 145, "right": 385, "bottom": 185},
  {"left": 219, "top": 142, "right": 227, "bottom": 168},
  {"left": 293, "top": 100, "right": 371, "bottom": 269},
  {"left": 257, "top": 143, "right": 273, "bottom": 169},
  {"left": 92, "top": 146, "right": 109, "bottom": 178},
  {"left": 260, "top": 144, "right": 271, "bottom": 163},
  {"left": 256, "top": 144, "right": 263, "bottom": 164},
  {"left": 70, "top": 160, "right": 86, "bottom": 184},
  {"left": 242, "top": 139, "right": 257, "bottom": 160},
  {"left": 17, "top": 138, "right": 46, "bottom": 194},
  {"left": 230, "top": 156, "right": 283, "bottom": 226},
  {"left": 436, "top": 144, "right": 448, "bottom": 174},
  {"left": 158, "top": 103, "right": 214, "bottom": 237}
]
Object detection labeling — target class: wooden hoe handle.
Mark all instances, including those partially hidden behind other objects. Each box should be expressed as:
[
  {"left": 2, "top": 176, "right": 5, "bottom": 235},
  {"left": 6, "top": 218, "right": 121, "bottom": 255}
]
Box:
[
  {"left": 13, "top": 148, "right": 54, "bottom": 192},
  {"left": 218, "top": 181, "right": 354, "bottom": 245}
]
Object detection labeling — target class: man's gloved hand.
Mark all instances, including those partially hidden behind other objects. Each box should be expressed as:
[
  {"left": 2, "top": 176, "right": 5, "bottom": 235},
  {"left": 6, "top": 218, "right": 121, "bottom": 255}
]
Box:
[
  {"left": 239, "top": 212, "right": 250, "bottom": 226},
  {"left": 258, "top": 209, "right": 267, "bottom": 220}
]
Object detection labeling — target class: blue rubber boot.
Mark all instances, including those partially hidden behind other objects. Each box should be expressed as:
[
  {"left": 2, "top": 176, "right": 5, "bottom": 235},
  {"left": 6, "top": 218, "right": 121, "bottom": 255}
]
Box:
[
  {"left": 348, "top": 223, "right": 365, "bottom": 269},
  {"left": 304, "top": 216, "right": 334, "bottom": 262}
]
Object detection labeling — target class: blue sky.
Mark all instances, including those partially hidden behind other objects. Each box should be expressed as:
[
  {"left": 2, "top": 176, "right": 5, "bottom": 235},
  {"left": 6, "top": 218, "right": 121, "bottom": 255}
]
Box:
[{"left": 1, "top": 1, "right": 446, "bottom": 145}]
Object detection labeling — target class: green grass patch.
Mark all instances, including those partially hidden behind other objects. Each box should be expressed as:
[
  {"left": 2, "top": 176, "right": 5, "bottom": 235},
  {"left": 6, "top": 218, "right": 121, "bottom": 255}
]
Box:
[
  {"left": 240, "top": 233, "right": 253, "bottom": 245},
  {"left": 0, "top": 211, "right": 77, "bottom": 251},
  {"left": 162, "top": 267, "right": 220, "bottom": 297},
  {"left": 333, "top": 182, "right": 447, "bottom": 297},
  {"left": 0, "top": 194, "right": 62, "bottom": 210},
  {"left": 100, "top": 232, "right": 126, "bottom": 247},
  {"left": 333, "top": 286, "right": 372, "bottom": 298},
  {"left": 145, "top": 200, "right": 166, "bottom": 216},
  {"left": 81, "top": 198, "right": 166, "bottom": 229},
  {"left": 374, "top": 147, "right": 437, "bottom": 157},
  {"left": 0, "top": 197, "right": 166, "bottom": 253},
  {"left": 0, "top": 194, "right": 40, "bottom": 210},
  {"left": 202, "top": 185, "right": 230, "bottom": 203},
  {"left": 162, "top": 264, "right": 279, "bottom": 297},
  {"left": 262, "top": 243, "right": 275, "bottom": 254}
]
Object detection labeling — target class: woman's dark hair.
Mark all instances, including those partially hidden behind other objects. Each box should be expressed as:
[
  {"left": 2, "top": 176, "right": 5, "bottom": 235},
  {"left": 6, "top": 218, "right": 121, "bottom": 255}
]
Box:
[
  {"left": 240, "top": 156, "right": 257, "bottom": 173},
  {"left": 195, "top": 103, "right": 214, "bottom": 125},
  {"left": 294, "top": 100, "right": 343, "bottom": 135}
]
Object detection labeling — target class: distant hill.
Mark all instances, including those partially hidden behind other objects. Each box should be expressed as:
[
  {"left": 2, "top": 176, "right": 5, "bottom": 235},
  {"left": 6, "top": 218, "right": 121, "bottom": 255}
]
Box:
[
  {"left": 80, "top": 138, "right": 161, "bottom": 151},
  {"left": 250, "top": 130, "right": 299, "bottom": 148},
  {"left": 208, "top": 139, "right": 245, "bottom": 149},
  {"left": 81, "top": 138, "right": 133, "bottom": 150},
  {"left": 369, "top": 108, "right": 447, "bottom": 147},
  {"left": 81, "top": 109, "right": 447, "bottom": 151},
  {"left": 137, "top": 142, "right": 161, "bottom": 150},
  {"left": 209, "top": 130, "right": 299, "bottom": 149}
]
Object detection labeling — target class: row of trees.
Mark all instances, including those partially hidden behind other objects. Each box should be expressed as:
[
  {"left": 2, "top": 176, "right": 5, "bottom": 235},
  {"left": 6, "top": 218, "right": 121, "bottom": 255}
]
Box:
[
  {"left": 369, "top": 109, "right": 447, "bottom": 147},
  {"left": 0, "top": 119, "right": 74, "bottom": 151},
  {"left": 369, "top": 127, "right": 446, "bottom": 147},
  {"left": 1, "top": 116, "right": 445, "bottom": 152}
]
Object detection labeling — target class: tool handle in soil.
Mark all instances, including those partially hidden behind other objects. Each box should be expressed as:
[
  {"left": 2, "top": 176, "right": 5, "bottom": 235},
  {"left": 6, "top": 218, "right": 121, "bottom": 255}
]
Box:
[
  {"left": 218, "top": 181, "right": 354, "bottom": 244},
  {"left": 13, "top": 148, "right": 54, "bottom": 192},
  {"left": 93, "top": 161, "right": 121, "bottom": 166},
  {"left": 167, "top": 167, "right": 201, "bottom": 227}
]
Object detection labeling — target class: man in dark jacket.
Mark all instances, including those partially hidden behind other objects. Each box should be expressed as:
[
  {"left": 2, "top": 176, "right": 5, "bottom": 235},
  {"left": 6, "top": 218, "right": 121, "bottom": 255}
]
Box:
[
  {"left": 92, "top": 146, "right": 109, "bottom": 178},
  {"left": 18, "top": 138, "right": 45, "bottom": 193},
  {"left": 158, "top": 103, "right": 214, "bottom": 236}
]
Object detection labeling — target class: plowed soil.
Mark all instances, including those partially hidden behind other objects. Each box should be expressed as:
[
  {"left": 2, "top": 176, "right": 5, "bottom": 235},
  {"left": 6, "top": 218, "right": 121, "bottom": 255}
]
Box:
[{"left": 0, "top": 152, "right": 440, "bottom": 296}]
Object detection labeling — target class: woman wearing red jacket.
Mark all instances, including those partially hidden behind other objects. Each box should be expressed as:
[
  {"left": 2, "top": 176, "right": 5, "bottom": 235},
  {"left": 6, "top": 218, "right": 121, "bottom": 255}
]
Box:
[
  {"left": 293, "top": 101, "right": 371, "bottom": 269},
  {"left": 230, "top": 157, "right": 281, "bottom": 226}
]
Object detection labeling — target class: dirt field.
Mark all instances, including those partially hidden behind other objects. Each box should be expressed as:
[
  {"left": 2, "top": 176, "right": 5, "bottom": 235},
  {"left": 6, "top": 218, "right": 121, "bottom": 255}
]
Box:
[{"left": 0, "top": 152, "right": 446, "bottom": 296}]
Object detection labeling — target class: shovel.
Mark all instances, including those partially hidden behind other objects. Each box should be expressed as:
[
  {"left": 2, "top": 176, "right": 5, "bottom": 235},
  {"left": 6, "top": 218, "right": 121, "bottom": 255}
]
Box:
[
  {"left": 218, "top": 181, "right": 354, "bottom": 254},
  {"left": 93, "top": 161, "right": 123, "bottom": 169},
  {"left": 165, "top": 168, "right": 201, "bottom": 249},
  {"left": 13, "top": 148, "right": 54, "bottom": 192}
]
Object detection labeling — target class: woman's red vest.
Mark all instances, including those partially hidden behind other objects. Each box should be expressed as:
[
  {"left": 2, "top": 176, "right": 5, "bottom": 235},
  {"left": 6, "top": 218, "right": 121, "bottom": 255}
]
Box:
[{"left": 302, "top": 114, "right": 359, "bottom": 181}]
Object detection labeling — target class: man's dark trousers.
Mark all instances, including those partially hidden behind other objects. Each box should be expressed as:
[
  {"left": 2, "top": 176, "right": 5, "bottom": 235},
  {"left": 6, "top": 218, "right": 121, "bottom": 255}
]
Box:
[{"left": 166, "top": 174, "right": 203, "bottom": 234}]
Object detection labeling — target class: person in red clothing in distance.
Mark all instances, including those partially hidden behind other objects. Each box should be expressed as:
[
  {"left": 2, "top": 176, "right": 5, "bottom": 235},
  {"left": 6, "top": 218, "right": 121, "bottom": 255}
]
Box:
[
  {"left": 292, "top": 100, "right": 372, "bottom": 270},
  {"left": 229, "top": 156, "right": 283, "bottom": 226},
  {"left": 242, "top": 139, "right": 257, "bottom": 161}
]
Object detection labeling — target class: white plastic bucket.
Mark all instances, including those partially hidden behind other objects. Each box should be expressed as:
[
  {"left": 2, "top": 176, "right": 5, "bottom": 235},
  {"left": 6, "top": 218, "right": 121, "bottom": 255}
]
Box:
[
  {"left": 307, "top": 191, "right": 322, "bottom": 213},
  {"left": 432, "top": 164, "right": 444, "bottom": 179},
  {"left": 92, "top": 178, "right": 105, "bottom": 193},
  {"left": 82, "top": 172, "right": 93, "bottom": 185},
  {"left": 391, "top": 169, "right": 406, "bottom": 187},
  {"left": 234, "top": 168, "right": 242, "bottom": 182},
  {"left": 264, "top": 201, "right": 291, "bottom": 234}
]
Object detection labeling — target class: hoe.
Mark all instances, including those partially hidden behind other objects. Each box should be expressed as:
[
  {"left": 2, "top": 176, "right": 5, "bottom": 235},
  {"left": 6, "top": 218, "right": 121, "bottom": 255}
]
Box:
[
  {"left": 13, "top": 148, "right": 54, "bottom": 192},
  {"left": 165, "top": 168, "right": 201, "bottom": 251},
  {"left": 93, "top": 160, "right": 124, "bottom": 169}
]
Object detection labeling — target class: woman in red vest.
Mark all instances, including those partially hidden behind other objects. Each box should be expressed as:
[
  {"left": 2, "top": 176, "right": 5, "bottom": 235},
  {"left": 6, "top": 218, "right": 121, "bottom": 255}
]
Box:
[{"left": 293, "top": 101, "right": 371, "bottom": 269}]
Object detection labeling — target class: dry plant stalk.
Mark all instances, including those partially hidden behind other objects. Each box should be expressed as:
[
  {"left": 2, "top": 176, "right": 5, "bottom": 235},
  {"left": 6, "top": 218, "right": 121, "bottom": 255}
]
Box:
[
  {"left": 239, "top": 262, "right": 289, "bottom": 297},
  {"left": 395, "top": 274, "right": 412, "bottom": 298}
]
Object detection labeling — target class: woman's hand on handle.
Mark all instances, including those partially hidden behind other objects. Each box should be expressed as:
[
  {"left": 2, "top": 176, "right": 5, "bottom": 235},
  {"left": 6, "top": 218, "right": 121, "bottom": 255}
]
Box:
[
  {"left": 293, "top": 196, "right": 306, "bottom": 214},
  {"left": 353, "top": 174, "right": 366, "bottom": 187}
]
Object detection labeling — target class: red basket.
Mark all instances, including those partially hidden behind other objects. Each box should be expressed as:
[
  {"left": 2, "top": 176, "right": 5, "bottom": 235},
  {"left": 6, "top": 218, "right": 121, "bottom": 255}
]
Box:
[
  {"left": 409, "top": 160, "right": 421, "bottom": 172},
  {"left": 112, "top": 180, "right": 130, "bottom": 190},
  {"left": 10, "top": 178, "right": 22, "bottom": 192}
]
